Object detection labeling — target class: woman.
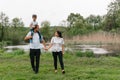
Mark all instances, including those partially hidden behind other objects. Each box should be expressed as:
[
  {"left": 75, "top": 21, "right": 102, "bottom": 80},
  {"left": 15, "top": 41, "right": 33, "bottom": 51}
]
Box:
[{"left": 46, "top": 31, "right": 65, "bottom": 74}]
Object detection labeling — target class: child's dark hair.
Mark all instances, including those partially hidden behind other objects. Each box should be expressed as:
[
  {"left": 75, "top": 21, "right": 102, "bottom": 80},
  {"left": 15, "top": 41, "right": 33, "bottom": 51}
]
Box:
[
  {"left": 56, "top": 31, "right": 63, "bottom": 38},
  {"left": 32, "top": 14, "right": 37, "bottom": 18}
]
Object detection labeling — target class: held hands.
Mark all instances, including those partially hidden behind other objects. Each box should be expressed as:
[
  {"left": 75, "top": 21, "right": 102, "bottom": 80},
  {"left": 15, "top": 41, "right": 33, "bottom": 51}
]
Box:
[
  {"left": 62, "top": 51, "right": 64, "bottom": 55},
  {"left": 44, "top": 47, "right": 48, "bottom": 51},
  {"left": 44, "top": 47, "right": 64, "bottom": 55}
]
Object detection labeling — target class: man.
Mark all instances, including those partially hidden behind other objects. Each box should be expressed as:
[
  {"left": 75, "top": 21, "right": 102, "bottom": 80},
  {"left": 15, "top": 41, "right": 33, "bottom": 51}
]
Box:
[{"left": 24, "top": 25, "right": 46, "bottom": 74}]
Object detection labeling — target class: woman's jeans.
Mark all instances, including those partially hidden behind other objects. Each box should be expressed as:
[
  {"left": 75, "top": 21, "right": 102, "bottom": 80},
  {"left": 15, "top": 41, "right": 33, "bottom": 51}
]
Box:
[{"left": 52, "top": 51, "right": 64, "bottom": 70}]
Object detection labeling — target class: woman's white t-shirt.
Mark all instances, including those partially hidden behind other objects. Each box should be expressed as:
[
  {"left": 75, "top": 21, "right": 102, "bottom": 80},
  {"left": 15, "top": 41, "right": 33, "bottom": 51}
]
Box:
[{"left": 51, "top": 36, "right": 64, "bottom": 52}]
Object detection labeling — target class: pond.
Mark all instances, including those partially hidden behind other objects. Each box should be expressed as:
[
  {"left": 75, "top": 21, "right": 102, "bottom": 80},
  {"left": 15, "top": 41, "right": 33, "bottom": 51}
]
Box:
[
  {"left": 74, "top": 45, "right": 110, "bottom": 54},
  {"left": 4, "top": 44, "right": 115, "bottom": 55},
  {"left": 4, "top": 45, "right": 29, "bottom": 52},
  {"left": 4, "top": 44, "right": 44, "bottom": 52}
]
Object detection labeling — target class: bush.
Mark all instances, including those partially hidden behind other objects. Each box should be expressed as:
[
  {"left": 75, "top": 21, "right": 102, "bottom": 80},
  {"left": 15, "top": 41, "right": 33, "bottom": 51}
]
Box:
[
  {"left": 0, "top": 41, "right": 7, "bottom": 49},
  {"left": 5, "top": 41, "right": 12, "bottom": 45},
  {"left": 10, "top": 49, "right": 25, "bottom": 55},
  {"left": 0, "top": 49, "right": 4, "bottom": 55},
  {"left": 84, "top": 50, "right": 94, "bottom": 57},
  {"left": 76, "top": 51, "right": 84, "bottom": 57},
  {"left": 75, "top": 50, "right": 94, "bottom": 57}
]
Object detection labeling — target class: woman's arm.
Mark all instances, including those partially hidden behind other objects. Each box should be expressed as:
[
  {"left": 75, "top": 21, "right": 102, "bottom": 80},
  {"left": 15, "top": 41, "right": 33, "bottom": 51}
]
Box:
[
  {"left": 46, "top": 37, "right": 54, "bottom": 50},
  {"left": 62, "top": 44, "right": 64, "bottom": 54}
]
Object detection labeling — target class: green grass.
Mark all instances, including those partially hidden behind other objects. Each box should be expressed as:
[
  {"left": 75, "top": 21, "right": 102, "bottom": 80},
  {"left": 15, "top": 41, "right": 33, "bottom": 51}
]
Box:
[
  {"left": 0, "top": 50, "right": 120, "bottom": 80},
  {"left": 75, "top": 50, "right": 94, "bottom": 57}
]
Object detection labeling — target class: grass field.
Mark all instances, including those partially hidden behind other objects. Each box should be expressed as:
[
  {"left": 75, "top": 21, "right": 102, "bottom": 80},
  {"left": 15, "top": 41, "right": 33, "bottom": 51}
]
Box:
[{"left": 0, "top": 50, "right": 120, "bottom": 80}]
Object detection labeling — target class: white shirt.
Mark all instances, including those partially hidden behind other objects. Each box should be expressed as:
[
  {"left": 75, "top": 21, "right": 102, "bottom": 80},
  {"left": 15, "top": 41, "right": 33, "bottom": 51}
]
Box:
[
  {"left": 30, "top": 21, "right": 38, "bottom": 28},
  {"left": 26, "top": 31, "right": 43, "bottom": 49},
  {"left": 51, "top": 36, "right": 64, "bottom": 52}
]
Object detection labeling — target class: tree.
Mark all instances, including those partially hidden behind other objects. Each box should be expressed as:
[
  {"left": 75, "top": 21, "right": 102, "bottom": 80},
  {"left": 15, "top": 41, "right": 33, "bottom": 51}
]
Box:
[
  {"left": 11, "top": 18, "right": 24, "bottom": 28},
  {"left": 104, "top": 0, "right": 120, "bottom": 31},
  {"left": 0, "top": 12, "right": 9, "bottom": 41},
  {"left": 59, "top": 20, "right": 69, "bottom": 27},
  {"left": 40, "top": 21, "right": 51, "bottom": 41},
  {"left": 86, "top": 15, "right": 103, "bottom": 30},
  {"left": 41, "top": 20, "right": 50, "bottom": 27},
  {"left": 67, "top": 13, "right": 86, "bottom": 35},
  {"left": 67, "top": 13, "right": 84, "bottom": 27}
]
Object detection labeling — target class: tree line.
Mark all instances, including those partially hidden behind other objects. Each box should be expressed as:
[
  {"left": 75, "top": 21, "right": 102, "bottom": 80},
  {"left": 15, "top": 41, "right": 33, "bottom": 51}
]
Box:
[
  {"left": 0, "top": 0, "right": 120, "bottom": 46},
  {"left": 65, "top": 0, "right": 120, "bottom": 36}
]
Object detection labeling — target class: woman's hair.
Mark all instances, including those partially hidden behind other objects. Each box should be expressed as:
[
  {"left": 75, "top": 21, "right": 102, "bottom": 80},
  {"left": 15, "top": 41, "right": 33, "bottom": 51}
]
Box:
[{"left": 56, "top": 31, "right": 63, "bottom": 38}]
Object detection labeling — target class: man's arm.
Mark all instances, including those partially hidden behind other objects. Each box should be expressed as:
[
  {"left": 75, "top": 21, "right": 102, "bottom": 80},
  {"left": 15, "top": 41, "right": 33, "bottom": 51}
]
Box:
[
  {"left": 24, "top": 31, "right": 32, "bottom": 41},
  {"left": 24, "top": 36, "right": 32, "bottom": 41},
  {"left": 41, "top": 40, "right": 46, "bottom": 48}
]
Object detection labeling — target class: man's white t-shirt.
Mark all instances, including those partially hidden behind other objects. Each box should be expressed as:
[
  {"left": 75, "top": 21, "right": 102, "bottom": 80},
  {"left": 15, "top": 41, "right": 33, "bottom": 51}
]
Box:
[
  {"left": 51, "top": 36, "right": 64, "bottom": 52},
  {"left": 26, "top": 31, "right": 43, "bottom": 49}
]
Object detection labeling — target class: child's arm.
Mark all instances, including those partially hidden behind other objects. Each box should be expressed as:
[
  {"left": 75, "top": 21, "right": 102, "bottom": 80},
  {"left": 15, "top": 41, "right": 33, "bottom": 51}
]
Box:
[
  {"left": 30, "top": 23, "right": 32, "bottom": 28},
  {"left": 30, "top": 22, "right": 34, "bottom": 28},
  {"left": 29, "top": 22, "right": 36, "bottom": 28}
]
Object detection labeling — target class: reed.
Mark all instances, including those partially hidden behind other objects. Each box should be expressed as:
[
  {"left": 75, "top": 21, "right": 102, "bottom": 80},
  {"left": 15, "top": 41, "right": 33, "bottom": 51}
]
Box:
[{"left": 65, "top": 31, "right": 120, "bottom": 45}]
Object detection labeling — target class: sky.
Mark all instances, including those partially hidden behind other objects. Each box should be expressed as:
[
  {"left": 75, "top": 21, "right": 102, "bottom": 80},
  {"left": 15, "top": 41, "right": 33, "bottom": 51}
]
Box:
[{"left": 0, "top": 0, "right": 113, "bottom": 26}]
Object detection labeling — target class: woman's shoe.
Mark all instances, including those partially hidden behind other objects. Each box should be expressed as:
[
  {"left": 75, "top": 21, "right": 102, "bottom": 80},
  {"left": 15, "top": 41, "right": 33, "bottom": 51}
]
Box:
[
  {"left": 62, "top": 70, "right": 65, "bottom": 74},
  {"left": 55, "top": 70, "right": 57, "bottom": 73}
]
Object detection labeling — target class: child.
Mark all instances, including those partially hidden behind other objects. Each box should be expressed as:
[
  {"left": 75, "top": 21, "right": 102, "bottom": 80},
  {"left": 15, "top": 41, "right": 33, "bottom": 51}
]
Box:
[
  {"left": 29, "top": 14, "right": 42, "bottom": 43},
  {"left": 30, "top": 14, "right": 38, "bottom": 30}
]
